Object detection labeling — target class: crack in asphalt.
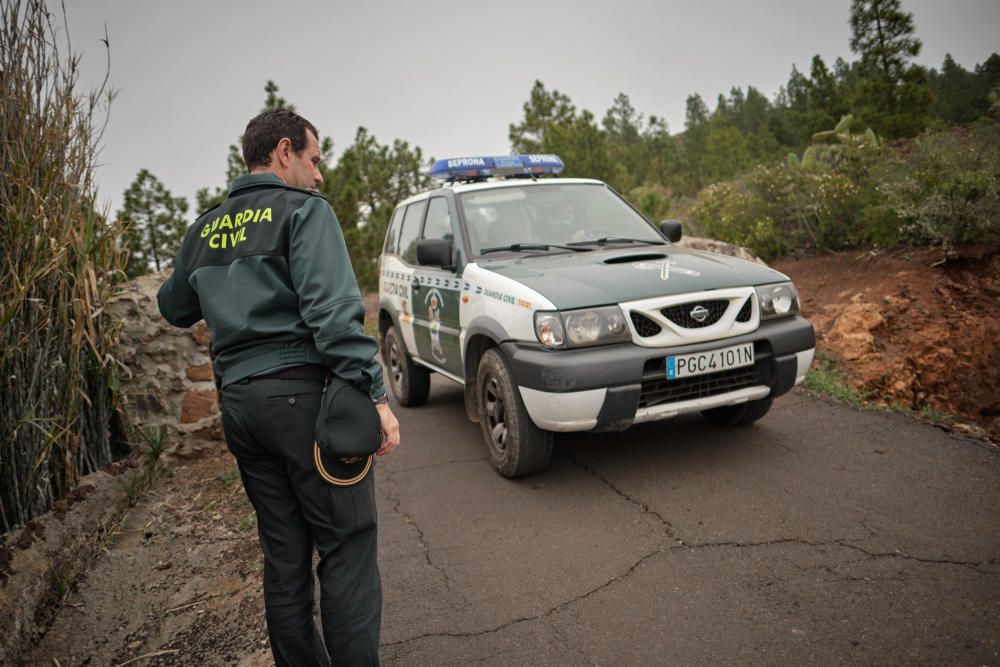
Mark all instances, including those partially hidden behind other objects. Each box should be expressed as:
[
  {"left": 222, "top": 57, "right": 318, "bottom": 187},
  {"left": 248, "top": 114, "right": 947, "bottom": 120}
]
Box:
[
  {"left": 382, "top": 547, "right": 663, "bottom": 648},
  {"left": 564, "top": 453, "right": 684, "bottom": 545},
  {"left": 380, "top": 468, "right": 466, "bottom": 604},
  {"left": 672, "top": 537, "right": 998, "bottom": 574},
  {"left": 835, "top": 542, "right": 998, "bottom": 573},
  {"left": 566, "top": 454, "right": 997, "bottom": 574},
  {"left": 859, "top": 515, "right": 879, "bottom": 538}
]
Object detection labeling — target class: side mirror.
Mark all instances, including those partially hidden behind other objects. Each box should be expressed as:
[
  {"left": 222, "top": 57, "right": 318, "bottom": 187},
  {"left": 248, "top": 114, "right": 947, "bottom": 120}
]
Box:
[
  {"left": 416, "top": 238, "right": 454, "bottom": 269},
  {"left": 659, "top": 219, "right": 682, "bottom": 243}
]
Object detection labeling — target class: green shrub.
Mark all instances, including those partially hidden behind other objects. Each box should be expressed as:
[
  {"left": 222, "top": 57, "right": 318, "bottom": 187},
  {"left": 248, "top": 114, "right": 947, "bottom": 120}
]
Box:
[
  {"left": 687, "top": 181, "right": 783, "bottom": 259},
  {"left": 876, "top": 122, "right": 1000, "bottom": 248},
  {"left": 627, "top": 183, "right": 674, "bottom": 223},
  {"left": 749, "top": 165, "right": 868, "bottom": 250},
  {"left": 685, "top": 119, "right": 1000, "bottom": 257},
  {"left": 686, "top": 163, "right": 872, "bottom": 259}
]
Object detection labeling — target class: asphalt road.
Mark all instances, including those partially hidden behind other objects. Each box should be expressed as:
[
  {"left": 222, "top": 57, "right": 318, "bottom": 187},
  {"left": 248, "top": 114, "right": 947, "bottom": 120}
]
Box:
[{"left": 375, "top": 377, "right": 1000, "bottom": 666}]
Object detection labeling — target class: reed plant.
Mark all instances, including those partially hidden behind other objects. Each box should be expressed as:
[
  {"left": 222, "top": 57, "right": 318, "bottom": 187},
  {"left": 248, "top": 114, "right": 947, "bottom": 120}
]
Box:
[{"left": 1, "top": 0, "right": 128, "bottom": 535}]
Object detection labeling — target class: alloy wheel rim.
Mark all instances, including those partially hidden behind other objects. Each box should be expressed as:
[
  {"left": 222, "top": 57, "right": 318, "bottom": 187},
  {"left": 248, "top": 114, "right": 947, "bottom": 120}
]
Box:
[
  {"left": 389, "top": 340, "right": 404, "bottom": 388},
  {"left": 483, "top": 375, "right": 507, "bottom": 453}
]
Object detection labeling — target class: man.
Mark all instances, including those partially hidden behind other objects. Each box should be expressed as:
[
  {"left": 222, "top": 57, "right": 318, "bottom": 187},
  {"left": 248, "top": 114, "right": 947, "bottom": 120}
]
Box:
[{"left": 158, "top": 108, "right": 399, "bottom": 666}]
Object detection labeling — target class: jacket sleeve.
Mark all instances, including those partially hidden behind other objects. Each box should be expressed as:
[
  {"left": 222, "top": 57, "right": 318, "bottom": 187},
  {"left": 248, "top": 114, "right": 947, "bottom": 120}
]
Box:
[
  {"left": 156, "top": 239, "right": 203, "bottom": 328},
  {"left": 288, "top": 196, "right": 386, "bottom": 399}
]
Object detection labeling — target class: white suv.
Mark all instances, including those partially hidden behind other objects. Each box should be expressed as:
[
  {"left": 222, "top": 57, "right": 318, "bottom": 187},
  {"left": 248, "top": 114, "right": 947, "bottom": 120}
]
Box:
[{"left": 377, "top": 155, "right": 815, "bottom": 477}]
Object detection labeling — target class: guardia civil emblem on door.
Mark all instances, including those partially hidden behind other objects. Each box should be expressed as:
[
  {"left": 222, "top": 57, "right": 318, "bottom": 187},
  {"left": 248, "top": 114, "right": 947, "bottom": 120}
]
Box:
[{"left": 425, "top": 288, "right": 446, "bottom": 364}]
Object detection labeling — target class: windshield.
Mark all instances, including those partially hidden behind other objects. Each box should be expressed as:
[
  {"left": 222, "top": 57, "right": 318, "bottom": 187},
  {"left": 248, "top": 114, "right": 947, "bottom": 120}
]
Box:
[{"left": 457, "top": 183, "right": 663, "bottom": 256}]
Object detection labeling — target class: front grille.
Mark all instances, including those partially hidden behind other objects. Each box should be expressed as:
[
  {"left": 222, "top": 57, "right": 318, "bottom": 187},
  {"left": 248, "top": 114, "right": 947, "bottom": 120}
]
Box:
[
  {"left": 736, "top": 297, "right": 752, "bottom": 322},
  {"left": 661, "top": 299, "right": 728, "bottom": 328},
  {"left": 639, "top": 361, "right": 766, "bottom": 408},
  {"left": 630, "top": 312, "right": 662, "bottom": 337}
]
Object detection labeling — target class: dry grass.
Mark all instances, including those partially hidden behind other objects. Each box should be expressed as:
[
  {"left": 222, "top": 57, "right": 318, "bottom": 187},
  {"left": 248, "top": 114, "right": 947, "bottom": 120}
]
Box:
[{"left": 0, "top": 0, "right": 128, "bottom": 534}]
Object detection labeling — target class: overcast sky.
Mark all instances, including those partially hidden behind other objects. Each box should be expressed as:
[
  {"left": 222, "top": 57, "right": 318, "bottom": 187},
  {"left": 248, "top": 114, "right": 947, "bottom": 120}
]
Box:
[{"left": 62, "top": 0, "right": 999, "bottom": 216}]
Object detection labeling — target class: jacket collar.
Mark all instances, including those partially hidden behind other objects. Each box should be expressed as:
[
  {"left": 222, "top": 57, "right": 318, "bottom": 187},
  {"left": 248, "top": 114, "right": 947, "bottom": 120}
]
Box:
[{"left": 229, "top": 172, "right": 286, "bottom": 194}]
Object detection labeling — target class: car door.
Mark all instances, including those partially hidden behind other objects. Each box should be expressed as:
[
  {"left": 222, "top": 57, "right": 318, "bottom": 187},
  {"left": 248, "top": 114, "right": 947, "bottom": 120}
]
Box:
[
  {"left": 382, "top": 199, "right": 427, "bottom": 356},
  {"left": 412, "top": 196, "right": 464, "bottom": 379}
]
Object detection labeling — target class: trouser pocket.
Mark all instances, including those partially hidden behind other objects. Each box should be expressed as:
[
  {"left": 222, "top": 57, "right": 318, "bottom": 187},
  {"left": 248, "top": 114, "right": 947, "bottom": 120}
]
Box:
[{"left": 327, "top": 472, "right": 377, "bottom": 538}]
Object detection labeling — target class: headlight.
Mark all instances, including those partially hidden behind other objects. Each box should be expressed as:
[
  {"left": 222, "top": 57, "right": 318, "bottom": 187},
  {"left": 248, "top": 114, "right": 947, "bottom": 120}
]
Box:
[
  {"left": 534, "top": 313, "right": 564, "bottom": 347},
  {"left": 755, "top": 282, "right": 800, "bottom": 319},
  {"left": 534, "top": 306, "right": 630, "bottom": 348}
]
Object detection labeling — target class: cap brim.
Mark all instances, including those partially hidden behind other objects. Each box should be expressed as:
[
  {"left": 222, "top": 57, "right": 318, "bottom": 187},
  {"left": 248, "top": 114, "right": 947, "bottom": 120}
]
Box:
[{"left": 314, "top": 442, "right": 373, "bottom": 487}]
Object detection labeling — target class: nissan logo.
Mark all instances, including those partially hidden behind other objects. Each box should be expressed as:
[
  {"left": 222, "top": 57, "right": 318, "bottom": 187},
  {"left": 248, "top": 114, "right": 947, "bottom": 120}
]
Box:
[{"left": 690, "top": 305, "right": 710, "bottom": 323}]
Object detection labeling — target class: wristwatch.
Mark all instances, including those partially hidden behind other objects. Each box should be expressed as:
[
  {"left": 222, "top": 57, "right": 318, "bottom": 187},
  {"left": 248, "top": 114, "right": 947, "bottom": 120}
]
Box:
[{"left": 372, "top": 392, "right": 390, "bottom": 406}]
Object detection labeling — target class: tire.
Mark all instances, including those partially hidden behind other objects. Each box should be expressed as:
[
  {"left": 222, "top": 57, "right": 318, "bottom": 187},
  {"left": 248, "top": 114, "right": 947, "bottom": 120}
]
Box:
[
  {"left": 701, "top": 398, "right": 773, "bottom": 426},
  {"left": 476, "top": 348, "right": 553, "bottom": 478},
  {"left": 383, "top": 326, "right": 430, "bottom": 407}
]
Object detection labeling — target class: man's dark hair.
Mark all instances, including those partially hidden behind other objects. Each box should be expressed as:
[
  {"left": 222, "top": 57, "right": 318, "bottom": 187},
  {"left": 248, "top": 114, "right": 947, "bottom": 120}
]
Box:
[{"left": 242, "top": 108, "right": 319, "bottom": 170}]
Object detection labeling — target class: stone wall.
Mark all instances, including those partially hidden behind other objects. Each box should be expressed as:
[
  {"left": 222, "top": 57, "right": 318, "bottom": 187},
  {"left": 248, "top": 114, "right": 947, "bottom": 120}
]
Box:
[{"left": 110, "top": 271, "right": 224, "bottom": 459}]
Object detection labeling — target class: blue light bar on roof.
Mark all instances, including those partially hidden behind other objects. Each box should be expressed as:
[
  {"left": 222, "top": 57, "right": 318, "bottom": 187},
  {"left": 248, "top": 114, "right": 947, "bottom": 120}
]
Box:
[{"left": 429, "top": 154, "right": 564, "bottom": 181}]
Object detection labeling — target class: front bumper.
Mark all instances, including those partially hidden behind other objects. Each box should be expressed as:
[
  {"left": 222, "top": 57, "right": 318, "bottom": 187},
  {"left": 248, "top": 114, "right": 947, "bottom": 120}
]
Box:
[{"left": 503, "top": 315, "right": 815, "bottom": 432}]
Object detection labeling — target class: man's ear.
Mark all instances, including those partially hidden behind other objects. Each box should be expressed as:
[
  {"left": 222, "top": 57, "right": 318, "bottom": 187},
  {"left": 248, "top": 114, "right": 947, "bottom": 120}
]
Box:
[{"left": 275, "top": 137, "right": 293, "bottom": 167}]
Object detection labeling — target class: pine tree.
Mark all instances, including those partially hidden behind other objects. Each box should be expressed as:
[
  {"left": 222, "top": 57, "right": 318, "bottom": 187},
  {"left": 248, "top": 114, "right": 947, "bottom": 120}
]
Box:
[
  {"left": 508, "top": 80, "right": 576, "bottom": 154},
  {"left": 118, "top": 169, "right": 189, "bottom": 277},
  {"left": 849, "top": 0, "right": 933, "bottom": 138},
  {"left": 677, "top": 94, "right": 711, "bottom": 192},
  {"left": 602, "top": 93, "right": 644, "bottom": 191}
]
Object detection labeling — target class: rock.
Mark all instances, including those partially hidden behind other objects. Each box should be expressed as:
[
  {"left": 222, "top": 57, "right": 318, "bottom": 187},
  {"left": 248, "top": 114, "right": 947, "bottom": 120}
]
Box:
[
  {"left": 180, "top": 390, "right": 218, "bottom": 424},
  {"left": 186, "top": 363, "right": 215, "bottom": 383},
  {"left": 189, "top": 421, "right": 225, "bottom": 443},
  {"left": 168, "top": 439, "right": 221, "bottom": 460},
  {"left": 824, "top": 302, "right": 884, "bottom": 361},
  {"left": 192, "top": 322, "right": 212, "bottom": 347},
  {"left": 677, "top": 236, "right": 765, "bottom": 264}
]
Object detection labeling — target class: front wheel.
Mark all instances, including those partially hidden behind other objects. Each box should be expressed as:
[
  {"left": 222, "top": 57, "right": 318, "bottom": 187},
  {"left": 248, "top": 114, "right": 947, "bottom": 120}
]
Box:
[
  {"left": 701, "top": 398, "right": 772, "bottom": 426},
  {"left": 383, "top": 326, "right": 430, "bottom": 407},
  {"left": 476, "top": 349, "right": 553, "bottom": 478}
]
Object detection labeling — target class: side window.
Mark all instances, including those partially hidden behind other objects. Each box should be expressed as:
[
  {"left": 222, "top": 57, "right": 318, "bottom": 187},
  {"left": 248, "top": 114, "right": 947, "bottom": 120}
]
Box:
[
  {"left": 421, "top": 198, "right": 453, "bottom": 244},
  {"left": 384, "top": 206, "right": 404, "bottom": 255},
  {"left": 398, "top": 200, "right": 427, "bottom": 265}
]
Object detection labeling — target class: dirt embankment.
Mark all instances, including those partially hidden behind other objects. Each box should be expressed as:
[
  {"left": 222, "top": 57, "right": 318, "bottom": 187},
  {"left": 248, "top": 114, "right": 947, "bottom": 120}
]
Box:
[
  {"left": 774, "top": 242, "right": 1000, "bottom": 442},
  {"left": 18, "top": 453, "right": 272, "bottom": 667}
]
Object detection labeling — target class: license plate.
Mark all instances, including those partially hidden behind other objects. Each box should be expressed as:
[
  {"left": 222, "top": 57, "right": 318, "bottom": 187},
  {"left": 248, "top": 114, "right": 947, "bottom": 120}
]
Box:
[{"left": 666, "top": 342, "right": 754, "bottom": 380}]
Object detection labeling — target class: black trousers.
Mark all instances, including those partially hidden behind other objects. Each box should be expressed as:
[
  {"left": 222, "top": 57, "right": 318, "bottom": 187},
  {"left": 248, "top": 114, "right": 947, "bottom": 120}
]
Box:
[{"left": 220, "top": 376, "right": 382, "bottom": 666}]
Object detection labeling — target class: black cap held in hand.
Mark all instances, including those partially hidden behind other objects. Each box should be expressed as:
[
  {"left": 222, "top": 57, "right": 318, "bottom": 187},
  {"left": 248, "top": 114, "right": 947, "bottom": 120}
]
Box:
[{"left": 313, "top": 377, "right": 381, "bottom": 486}]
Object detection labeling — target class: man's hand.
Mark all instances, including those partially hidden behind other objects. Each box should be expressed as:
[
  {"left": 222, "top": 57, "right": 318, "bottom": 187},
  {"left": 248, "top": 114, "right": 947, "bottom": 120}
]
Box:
[{"left": 375, "top": 403, "right": 400, "bottom": 456}]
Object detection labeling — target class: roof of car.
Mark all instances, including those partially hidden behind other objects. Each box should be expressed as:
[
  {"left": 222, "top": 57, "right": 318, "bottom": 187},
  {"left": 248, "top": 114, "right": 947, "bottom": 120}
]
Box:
[{"left": 395, "top": 177, "right": 606, "bottom": 208}]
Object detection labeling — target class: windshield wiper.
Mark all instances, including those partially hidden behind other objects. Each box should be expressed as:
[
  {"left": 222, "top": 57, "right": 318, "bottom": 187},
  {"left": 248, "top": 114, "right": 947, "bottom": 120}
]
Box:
[
  {"left": 568, "top": 236, "right": 666, "bottom": 247},
  {"left": 479, "top": 243, "right": 591, "bottom": 255}
]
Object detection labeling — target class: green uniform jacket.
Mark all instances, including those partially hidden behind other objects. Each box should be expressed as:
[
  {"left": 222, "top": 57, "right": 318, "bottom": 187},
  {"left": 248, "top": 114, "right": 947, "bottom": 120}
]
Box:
[{"left": 157, "top": 173, "right": 385, "bottom": 398}]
